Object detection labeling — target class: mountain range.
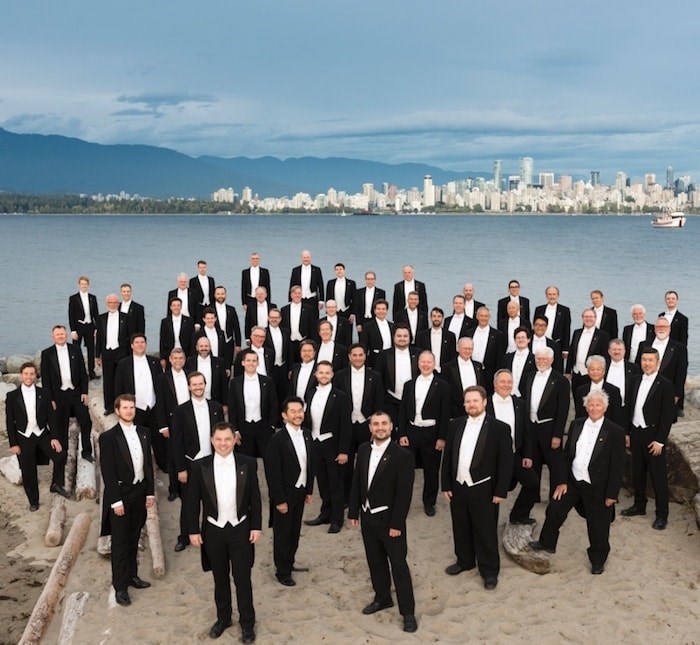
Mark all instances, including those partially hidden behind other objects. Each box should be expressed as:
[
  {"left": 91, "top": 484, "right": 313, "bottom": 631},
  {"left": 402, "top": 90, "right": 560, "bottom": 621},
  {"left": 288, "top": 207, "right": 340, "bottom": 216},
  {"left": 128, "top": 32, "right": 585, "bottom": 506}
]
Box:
[{"left": 0, "top": 127, "right": 486, "bottom": 198}]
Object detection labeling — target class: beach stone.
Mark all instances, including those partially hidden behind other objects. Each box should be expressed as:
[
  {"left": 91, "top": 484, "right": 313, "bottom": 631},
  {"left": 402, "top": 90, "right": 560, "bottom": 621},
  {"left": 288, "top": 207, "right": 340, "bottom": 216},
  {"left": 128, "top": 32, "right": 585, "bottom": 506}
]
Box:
[
  {"left": 0, "top": 357, "right": 6, "bottom": 373},
  {"left": 4, "top": 355, "right": 35, "bottom": 374},
  {"left": 685, "top": 381, "right": 700, "bottom": 409},
  {"left": 3, "top": 374, "right": 23, "bottom": 387},
  {"left": 0, "top": 456, "right": 22, "bottom": 485},
  {"left": 693, "top": 494, "right": 700, "bottom": 529},
  {"left": 666, "top": 422, "right": 700, "bottom": 502},
  {"left": 502, "top": 522, "right": 550, "bottom": 574},
  {"left": 0, "top": 381, "right": 17, "bottom": 397}
]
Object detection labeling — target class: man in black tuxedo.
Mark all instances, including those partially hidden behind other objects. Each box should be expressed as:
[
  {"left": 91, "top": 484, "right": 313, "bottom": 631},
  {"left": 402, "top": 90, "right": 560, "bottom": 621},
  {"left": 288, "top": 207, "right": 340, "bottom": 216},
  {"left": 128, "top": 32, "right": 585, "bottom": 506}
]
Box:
[
  {"left": 187, "top": 423, "right": 261, "bottom": 643},
  {"left": 605, "top": 339, "right": 640, "bottom": 429},
  {"left": 442, "top": 337, "right": 485, "bottom": 418},
  {"left": 574, "top": 355, "right": 624, "bottom": 428},
  {"left": 244, "top": 287, "right": 275, "bottom": 339},
  {"left": 348, "top": 411, "right": 417, "bottom": 634},
  {"left": 190, "top": 260, "right": 216, "bottom": 317},
  {"left": 444, "top": 295, "right": 474, "bottom": 341},
  {"left": 498, "top": 300, "right": 531, "bottom": 353},
  {"left": 159, "top": 297, "right": 195, "bottom": 369},
  {"left": 660, "top": 289, "right": 688, "bottom": 346},
  {"left": 529, "top": 315, "right": 564, "bottom": 374},
  {"left": 6, "top": 362, "right": 68, "bottom": 510},
  {"left": 392, "top": 265, "right": 428, "bottom": 318},
  {"left": 234, "top": 326, "right": 275, "bottom": 378},
  {"left": 289, "top": 250, "right": 324, "bottom": 314},
  {"left": 40, "top": 325, "right": 93, "bottom": 462},
  {"left": 96, "top": 293, "right": 131, "bottom": 414},
  {"left": 441, "top": 386, "right": 513, "bottom": 590},
  {"left": 534, "top": 285, "right": 571, "bottom": 356},
  {"left": 321, "top": 300, "right": 353, "bottom": 347},
  {"left": 281, "top": 285, "right": 315, "bottom": 364},
  {"left": 99, "top": 394, "right": 155, "bottom": 606},
  {"left": 263, "top": 397, "right": 314, "bottom": 587},
  {"left": 621, "top": 348, "right": 676, "bottom": 530},
  {"left": 316, "top": 320, "right": 348, "bottom": 371},
  {"left": 303, "top": 361, "right": 351, "bottom": 534},
  {"left": 566, "top": 309, "right": 610, "bottom": 394},
  {"left": 288, "top": 339, "right": 318, "bottom": 401},
  {"left": 359, "top": 299, "right": 394, "bottom": 369},
  {"left": 511, "top": 347, "right": 570, "bottom": 520},
  {"left": 172, "top": 371, "right": 225, "bottom": 552},
  {"left": 186, "top": 337, "right": 229, "bottom": 409},
  {"left": 120, "top": 283, "right": 146, "bottom": 335},
  {"left": 501, "top": 326, "right": 536, "bottom": 397},
  {"left": 228, "top": 349, "right": 278, "bottom": 459},
  {"left": 167, "top": 273, "right": 198, "bottom": 322},
  {"left": 68, "top": 275, "right": 99, "bottom": 378},
  {"left": 530, "top": 390, "right": 626, "bottom": 574},
  {"left": 354, "top": 271, "right": 386, "bottom": 335},
  {"left": 487, "top": 369, "right": 539, "bottom": 525},
  {"left": 265, "top": 309, "right": 292, "bottom": 405},
  {"left": 213, "top": 286, "right": 242, "bottom": 363},
  {"left": 374, "top": 325, "right": 419, "bottom": 424},
  {"left": 326, "top": 262, "right": 356, "bottom": 319},
  {"left": 241, "top": 252, "right": 271, "bottom": 310},
  {"left": 114, "top": 333, "right": 164, "bottom": 469},
  {"left": 590, "top": 289, "right": 617, "bottom": 340},
  {"left": 335, "top": 344, "right": 385, "bottom": 502},
  {"left": 398, "top": 351, "right": 450, "bottom": 516},
  {"left": 623, "top": 304, "right": 655, "bottom": 363},
  {"left": 192, "top": 308, "right": 232, "bottom": 375},
  {"left": 415, "top": 307, "right": 457, "bottom": 372},
  {"left": 462, "top": 283, "right": 486, "bottom": 326},
  {"left": 497, "top": 279, "right": 531, "bottom": 324},
  {"left": 466, "top": 307, "right": 506, "bottom": 393},
  {"left": 394, "top": 291, "right": 429, "bottom": 343}
]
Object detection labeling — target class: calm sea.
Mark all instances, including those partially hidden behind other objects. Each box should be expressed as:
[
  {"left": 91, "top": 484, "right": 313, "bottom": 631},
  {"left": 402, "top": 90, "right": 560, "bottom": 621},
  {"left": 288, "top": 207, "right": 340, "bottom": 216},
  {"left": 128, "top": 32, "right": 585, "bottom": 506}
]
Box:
[{"left": 0, "top": 213, "right": 697, "bottom": 370}]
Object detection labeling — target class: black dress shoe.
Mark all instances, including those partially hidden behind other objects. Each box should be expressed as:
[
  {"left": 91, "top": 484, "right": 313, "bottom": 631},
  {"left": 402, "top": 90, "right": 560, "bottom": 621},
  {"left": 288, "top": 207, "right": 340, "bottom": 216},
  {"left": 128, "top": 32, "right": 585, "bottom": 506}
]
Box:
[
  {"left": 445, "top": 562, "right": 474, "bottom": 576},
  {"left": 304, "top": 515, "right": 330, "bottom": 526},
  {"left": 403, "top": 614, "right": 418, "bottom": 633},
  {"left": 510, "top": 517, "right": 536, "bottom": 525},
  {"left": 276, "top": 575, "right": 296, "bottom": 587},
  {"left": 362, "top": 600, "right": 394, "bottom": 615},
  {"left": 484, "top": 577, "right": 498, "bottom": 590},
  {"left": 82, "top": 453, "right": 95, "bottom": 463},
  {"left": 652, "top": 517, "right": 668, "bottom": 530},
  {"left": 677, "top": 408, "right": 685, "bottom": 418},
  {"left": 89, "top": 371, "right": 99, "bottom": 380},
  {"left": 167, "top": 492, "right": 179, "bottom": 502},
  {"left": 591, "top": 564, "right": 605, "bottom": 575},
  {"left": 620, "top": 505, "right": 646, "bottom": 517},
  {"left": 129, "top": 576, "right": 151, "bottom": 589},
  {"left": 115, "top": 590, "right": 131, "bottom": 606},
  {"left": 328, "top": 524, "right": 341, "bottom": 534},
  {"left": 174, "top": 539, "right": 189, "bottom": 552},
  {"left": 291, "top": 566, "right": 309, "bottom": 572},
  {"left": 424, "top": 504, "right": 436, "bottom": 517},
  {"left": 529, "top": 541, "right": 556, "bottom": 554},
  {"left": 50, "top": 484, "right": 70, "bottom": 499},
  {"left": 241, "top": 626, "right": 256, "bottom": 643},
  {"left": 29, "top": 503, "right": 39, "bottom": 512},
  {"left": 209, "top": 618, "right": 232, "bottom": 639}
]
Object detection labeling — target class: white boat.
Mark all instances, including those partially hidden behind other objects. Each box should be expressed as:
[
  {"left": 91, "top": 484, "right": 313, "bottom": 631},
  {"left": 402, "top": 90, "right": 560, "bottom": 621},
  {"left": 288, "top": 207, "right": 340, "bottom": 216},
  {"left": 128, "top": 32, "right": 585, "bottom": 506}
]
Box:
[{"left": 652, "top": 211, "right": 687, "bottom": 228}]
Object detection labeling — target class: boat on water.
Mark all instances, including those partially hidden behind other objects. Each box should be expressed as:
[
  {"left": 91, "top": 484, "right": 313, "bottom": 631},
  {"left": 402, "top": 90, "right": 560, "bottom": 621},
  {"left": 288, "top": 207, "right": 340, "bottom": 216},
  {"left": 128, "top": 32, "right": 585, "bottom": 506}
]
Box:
[{"left": 652, "top": 211, "right": 687, "bottom": 228}]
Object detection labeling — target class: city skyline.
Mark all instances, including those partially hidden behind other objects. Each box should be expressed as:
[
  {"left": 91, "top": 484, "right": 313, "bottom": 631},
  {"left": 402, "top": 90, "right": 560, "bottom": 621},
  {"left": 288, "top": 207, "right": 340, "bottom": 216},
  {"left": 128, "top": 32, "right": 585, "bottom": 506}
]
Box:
[{"left": 2, "top": 1, "right": 699, "bottom": 179}]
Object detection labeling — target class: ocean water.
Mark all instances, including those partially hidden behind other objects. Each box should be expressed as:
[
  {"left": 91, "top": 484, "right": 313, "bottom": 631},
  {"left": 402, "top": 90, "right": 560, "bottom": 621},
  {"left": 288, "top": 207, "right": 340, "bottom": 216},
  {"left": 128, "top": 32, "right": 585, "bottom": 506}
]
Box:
[{"left": 0, "top": 213, "right": 696, "bottom": 370}]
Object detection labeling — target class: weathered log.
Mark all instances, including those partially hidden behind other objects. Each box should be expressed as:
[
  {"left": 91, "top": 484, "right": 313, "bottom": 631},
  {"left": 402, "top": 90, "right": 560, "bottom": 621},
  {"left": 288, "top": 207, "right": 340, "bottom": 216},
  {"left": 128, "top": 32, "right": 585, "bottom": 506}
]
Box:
[
  {"left": 146, "top": 499, "right": 165, "bottom": 577},
  {"left": 45, "top": 495, "right": 67, "bottom": 547},
  {"left": 502, "top": 521, "right": 551, "bottom": 575},
  {"left": 93, "top": 428, "right": 102, "bottom": 502},
  {"left": 75, "top": 458, "right": 96, "bottom": 501},
  {"left": 0, "top": 454, "right": 22, "bottom": 485},
  {"left": 57, "top": 591, "right": 89, "bottom": 645},
  {"left": 96, "top": 535, "right": 111, "bottom": 556},
  {"left": 18, "top": 512, "right": 92, "bottom": 645},
  {"left": 64, "top": 421, "right": 79, "bottom": 496}
]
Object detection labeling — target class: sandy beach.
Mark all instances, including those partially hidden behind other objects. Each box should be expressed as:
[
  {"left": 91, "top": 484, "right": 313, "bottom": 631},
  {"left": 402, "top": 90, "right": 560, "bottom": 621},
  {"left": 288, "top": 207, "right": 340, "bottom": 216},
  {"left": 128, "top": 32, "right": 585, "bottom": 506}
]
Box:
[{"left": 2, "top": 400, "right": 699, "bottom": 644}]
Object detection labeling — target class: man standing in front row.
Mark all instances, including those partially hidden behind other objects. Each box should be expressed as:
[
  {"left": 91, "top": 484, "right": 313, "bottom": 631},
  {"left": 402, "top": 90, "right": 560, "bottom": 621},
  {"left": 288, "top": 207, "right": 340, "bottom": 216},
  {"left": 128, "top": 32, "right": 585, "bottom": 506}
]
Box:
[
  {"left": 348, "top": 411, "right": 417, "bottom": 634},
  {"left": 264, "top": 397, "right": 314, "bottom": 588},
  {"left": 441, "top": 386, "right": 513, "bottom": 590},
  {"left": 99, "top": 394, "right": 155, "bottom": 607},
  {"left": 187, "top": 423, "right": 261, "bottom": 643},
  {"left": 530, "top": 390, "right": 625, "bottom": 574}
]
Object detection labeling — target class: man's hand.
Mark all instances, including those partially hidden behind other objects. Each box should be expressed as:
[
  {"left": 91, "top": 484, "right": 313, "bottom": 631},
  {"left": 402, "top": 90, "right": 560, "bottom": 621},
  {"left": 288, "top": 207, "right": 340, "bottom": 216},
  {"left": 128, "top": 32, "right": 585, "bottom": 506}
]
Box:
[
  {"left": 71, "top": 331, "right": 79, "bottom": 341},
  {"left": 551, "top": 437, "right": 561, "bottom": 450},
  {"left": 625, "top": 435, "right": 631, "bottom": 449},
  {"left": 161, "top": 428, "right": 170, "bottom": 439},
  {"left": 50, "top": 439, "right": 63, "bottom": 453},
  {"left": 51, "top": 401, "right": 58, "bottom": 411},
  {"left": 399, "top": 436, "right": 409, "bottom": 447},
  {"left": 249, "top": 530, "right": 262, "bottom": 544},
  {"left": 304, "top": 495, "right": 313, "bottom": 504},
  {"left": 648, "top": 441, "right": 663, "bottom": 456},
  {"left": 388, "top": 528, "right": 402, "bottom": 537},
  {"left": 10, "top": 445, "right": 20, "bottom": 455},
  {"left": 350, "top": 519, "right": 359, "bottom": 528},
  {"left": 552, "top": 484, "right": 567, "bottom": 500},
  {"left": 435, "top": 439, "right": 445, "bottom": 452},
  {"left": 145, "top": 496, "right": 155, "bottom": 509},
  {"left": 336, "top": 453, "right": 348, "bottom": 465},
  {"left": 190, "top": 534, "right": 203, "bottom": 547},
  {"left": 113, "top": 503, "right": 125, "bottom": 516},
  {"left": 492, "top": 496, "right": 505, "bottom": 504},
  {"left": 522, "top": 458, "right": 533, "bottom": 468},
  {"left": 605, "top": 498, "right": 617, "bottom": 507},
  {"left": 276, "top": 502, "right": 289, "bottom": 514},
  {"left": 81, "top": 394, "right": 89, "bottom": 406},
  {"left": 178, "top": 470, "right": 188, "bottom": 484},
  {"left": 443, "top": 491, "right": 453, "bottom": 502}
]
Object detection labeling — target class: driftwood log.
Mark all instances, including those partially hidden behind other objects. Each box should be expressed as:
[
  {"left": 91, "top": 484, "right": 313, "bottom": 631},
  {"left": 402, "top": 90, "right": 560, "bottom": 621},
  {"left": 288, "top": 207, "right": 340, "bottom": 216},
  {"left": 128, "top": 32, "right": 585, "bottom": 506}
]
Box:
[
  {"left": 0, "top": 455, "right": 22, "bottom": 485},
  {"left": 18, "top": 512, "right": 92, "bottom": 645},
  {"left": 146, "top": 500, "right": 165, "bottom": 577},
  {"left": 64, "top": 421, "right": 79, "bottom": 495},
  {"left": 502, "top": 521, "right": 551, "bottom": 575},
  {"left": 75, "top": 458, "right": 96, "bottom": 501},
  {"left": 57, "top": 591, "right": 89, "bottom": 645},
  {"left": 44, "top": 495, "right": 67, "bottom": 547}
]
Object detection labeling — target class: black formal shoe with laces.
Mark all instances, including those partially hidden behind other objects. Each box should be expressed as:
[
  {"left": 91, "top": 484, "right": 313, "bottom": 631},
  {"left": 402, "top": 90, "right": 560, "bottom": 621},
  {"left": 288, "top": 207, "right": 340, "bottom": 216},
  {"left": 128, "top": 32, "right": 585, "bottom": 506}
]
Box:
[
  {"left": 276, "top": 575, "right": 296, "bottom": 587},
  {"left": 652, "top": 517, "right": 667, "bottom": 530},
  {"left": 591, "top": 564, "right": 605, "bottom": 575},
  {"left": 209, "top": 618, "right": 232, "bottom": 639},
  {"left": 424, "top": 504, "right": 436, "bottom": 516},
  {"left": 529, "top": 541, "right": 556, "bottom": 554},
  {"left": 304, "top": 515, "right": 330, "bottom": 526},
  {"left": 445, "top": 562, "right": 474, "bottom": 576},
  {"left": 174, "top": 539, "right": 189, "bottom": 552},
  {"left": 129, "top": 576, "right": 151, "bottom": 589},
  {"left": 241, "top": 626, "right": 256, "bottom": 643},
  {"left": 81, "top": 453, "right": 95, "bottom": 463},
  {"left": 327, "top": 524, "right": 342, "bottom": 534},
  {"left": 50, "top": 484, "right": 71, "bottom": 498},
  {"left": 29, "top": 503, "right": 40, "bottom": 512},
  {"left": 403, "top": 614, "right": 418, "bottom": 632},
  {"left": 89, "top": 372, "right": 99, "bottom": 380},
  {"left": 115, "top": 590, "right": 131, "bottom": 606},
  {"left": 362, "top": 600, "right": 394, "bottom": 615},
  {"left": 167, "top": 492, "right": 179, "bottom": 502},
  {"left": 483, "top": 577, "right": 498, "bottom": 590},
  {"left": 620, "top": 505, "right": 646, "bottom": 517}
]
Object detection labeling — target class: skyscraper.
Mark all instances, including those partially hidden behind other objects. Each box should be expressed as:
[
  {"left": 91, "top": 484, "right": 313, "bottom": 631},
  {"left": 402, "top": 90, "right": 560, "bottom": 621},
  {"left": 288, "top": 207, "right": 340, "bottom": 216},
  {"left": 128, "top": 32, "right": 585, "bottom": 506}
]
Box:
[
  {"left": 493, "top": 160, "right": 502, "bottom": 189},
  {"left": 519, "top": 157, "right": 534, "bottom": 186},
  {"left": 666, "top": 166, "right": 674, "bottom": 189},
  {"left": 590, "top": 171, "right": 600, "bottom": 186},
  {"left": 423, "top": 175, "right": 435, "bottom": 207}
]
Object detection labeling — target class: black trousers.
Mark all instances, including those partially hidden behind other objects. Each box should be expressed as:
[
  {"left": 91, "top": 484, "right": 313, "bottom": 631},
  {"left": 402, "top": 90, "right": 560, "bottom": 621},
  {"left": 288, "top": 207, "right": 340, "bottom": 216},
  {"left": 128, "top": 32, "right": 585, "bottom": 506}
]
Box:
[
  {"left": 449, "top": 481, "right": 500, "bottom": 579},
  {"left": 238, "top": 420, "right": 273, "bottom": 459},
  {"left": 135, "top": 407, "right": 166, "bottom": 472},
  {"left": 270, "top": 364, "right": 289, "bottom": 418},
  {"left": 16, "top": 431, "right": 67, "bottom": 505},
  {"left": 404, "top": 424, "right": 440, "bottom": 506},
  {"left": 312, "top": 439, "right": 344, "bottom": 526},
  {"left": 630, "top": 425, "right": 669, "bottom": 519},
  {"left": 110, "top": 479, "right": 147, "bottom": 592},
  {"left": 570, "top": 372, "right": 590, "bottom": 396},
  {"left": 344, "top": 421, "right": 370, "bottom": 502},
  {"left": 539, "top": 476, "right": 614, "bottom": 567},
  {"left": 508, "top": 452, "right": 541, "bottom": 523},
  {"left": 101, "top": 347, "right": 128, "bottom": 410},
  {"left": 272, "top": 486, "right": 306, "bottom": 576},
  {"left": 204, "top": 519, "right": 255, "bottom": 628},
  {"left": 74, "top": 321, "right": 96, "bottom": 373},
  {"left": 361, "top": 513, "right": 415, "bottom": 616}
]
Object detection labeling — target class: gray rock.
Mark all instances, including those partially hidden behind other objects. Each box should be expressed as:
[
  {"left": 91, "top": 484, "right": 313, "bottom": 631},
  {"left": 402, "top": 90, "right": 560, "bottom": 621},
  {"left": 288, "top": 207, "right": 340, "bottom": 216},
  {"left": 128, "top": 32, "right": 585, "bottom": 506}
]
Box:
[
  {"left": 502, "top": 521, "right": 550, "bottom": 574},
  {"left": 0, "top": 381, "right": 17, "bottom": 397},
  {"left": 4, "top": 354, "right": 37, "bottom": 374}
]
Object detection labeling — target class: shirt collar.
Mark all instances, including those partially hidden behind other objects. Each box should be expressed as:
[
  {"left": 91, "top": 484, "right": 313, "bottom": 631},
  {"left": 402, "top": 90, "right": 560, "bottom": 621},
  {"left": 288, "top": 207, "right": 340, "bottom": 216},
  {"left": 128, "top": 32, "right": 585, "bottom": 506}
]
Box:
[{"left": 214, "top": 452, "right": 235, "bottom": 466}]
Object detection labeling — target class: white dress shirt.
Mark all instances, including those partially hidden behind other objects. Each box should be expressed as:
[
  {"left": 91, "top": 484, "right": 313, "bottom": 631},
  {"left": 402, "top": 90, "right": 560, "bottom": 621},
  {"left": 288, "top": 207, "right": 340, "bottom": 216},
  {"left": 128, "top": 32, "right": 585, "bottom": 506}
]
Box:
[
  {"left": 192, "top": 398, "right": 213, "bottom": 460},
  {"left": 286, "top": 424, "right": 308, "bottom": 488},
  {"left": 177, "top": 287, "right": 191, "bottom": 318},
  {"left": 511, "top": 349, "right": 529, "bottom": 397},
  {"left": 309, "top": 384, "right": 333, "bottom": 441},
  {"left": 295, "top": 361, "right": 314, "bottom": 399},
  {"left": 430, "top": 328, "right": 443, "bottom": 370},
  {"left": 471, "top": 326, "right": 490, "bottom": 364},
  {"left": 605, "top": 360, "right": 626, "bottom": 402},
  {"left": 171, "top": 314, "right": 183, "bottom": 349},
  {"left": 248, "top": 266, "right": 260, "bottom": 297},
  {"left": 544, "top": 304, "right": 557, "bottom": 339},
  {"left": 197, "top": 355, "right": 213, "bottom": 400},
  {"left": 572, "top": 418, "right": 603, "bottom": 483},
  {"left": 632, "top": 372, "right": 657, "bottom": 429},
  {"left": 19, "top": 385, "right": 42, "bottom": 437},
  {"left": 79, "top": 292, "right": 92, "bottom": 323},
  {"left": 456, "top": 413, "right": 491, "bottom": 486},
  {"left": 243, "top": 375, "right": 262, "bottom": 422},
  {"left": 448, "top": 314, "right": 464, "bottom": 345},
  {"left": 198, "top": 274, "right": 211, "bottom": 305},
  {"left": 300, "top": 265, "right": 313, "bottom": 299},
  {"left": 289, "top": 302, "right": 303, "bottom": 341},
  {"left": 56, "top": 344, "right": 74, "bottom": 390},
  {"left": 413, "top": 374, "right": 436, "bottom": 426},
  {"left": 629, "top": 323, "right": 648, "bottom": 362},
  {"left": 491, "top": 394, "right": 516, "bottom": 451},
  {"left": 208, "top": 453, "right": 246, "bottom": 528},
  {"left": 106, "top": 311, "right": 120, "bottom": 349},
  {"left": 574, "top": 328, "right": 595, "bottom": 375},
  {"left": 363, "top": 440, "right": 391, "bottom": 514},
  {"left": 389, "top": 349, "right": 412, "bottom": 401},
  {"left": 334, "top": 278, "right": 347, "bottom": 311},
  {"left": 133, "top": 355, "right": 156, "bottom": 410},
  {"left": 530, "top": 368, "right": 552, "bottom": 423},
  {"left": 350, "top": 367, "right": 367, "bottom": 424},
  {"left": 268, "top": 326, "right": 285, "bottom": 366},
  {"left": 364, "top": 287, "right": 375, "bottom": 318}
]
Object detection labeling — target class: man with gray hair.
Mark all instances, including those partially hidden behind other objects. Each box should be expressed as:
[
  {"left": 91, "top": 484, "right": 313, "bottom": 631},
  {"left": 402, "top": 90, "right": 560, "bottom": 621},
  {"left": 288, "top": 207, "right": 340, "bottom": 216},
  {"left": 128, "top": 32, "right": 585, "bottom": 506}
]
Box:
[
  {"left": 167, "top": 273, "right": 197, "bottom": 321},
  {"left": 622, "top": 305, "right": 654, "bottom": 363},
  {"left": 574, "top": 355, "right": 623, "bottom": 427},
  {"left": 530, "top": 389, "right": 625, "bottom": 575},
  {"left": 392, "top": 265, "right": 428, "bottom": 318}
]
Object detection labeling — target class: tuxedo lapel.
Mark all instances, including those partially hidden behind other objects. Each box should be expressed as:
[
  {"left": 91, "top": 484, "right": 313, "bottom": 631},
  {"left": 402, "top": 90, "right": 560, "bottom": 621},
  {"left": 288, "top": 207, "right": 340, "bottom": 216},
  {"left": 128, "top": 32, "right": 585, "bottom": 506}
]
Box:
[
  {"left": 235, "top": 456, "right": 247, "bottom": 514},
  {"left": 202, "top": 458, "right": 217, "bottom": 511},
  {"left": 589, "top": 421, "right": 608, "bottom": 466},
  {"left": 452, "top": 422, "right": 466, "bottom": 474},
  {"left": 115, "top": 430, "right": 134, "bottom": 475},
  {"left": 471, "top": 419, "right": 489, "bottom": 468},
  {"left": 368, "top": 448, "right": 391, "bottom": 494}
]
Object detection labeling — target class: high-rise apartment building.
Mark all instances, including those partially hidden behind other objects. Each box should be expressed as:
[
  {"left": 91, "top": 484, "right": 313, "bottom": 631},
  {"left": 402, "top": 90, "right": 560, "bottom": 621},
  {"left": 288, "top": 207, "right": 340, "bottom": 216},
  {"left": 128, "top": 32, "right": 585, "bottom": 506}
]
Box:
[
  {"left": 519, "top": 157, "right": 534, "bottom": 186},
  {"left": 423, "top": 175, "right": 435, "bottom": 207},
  {"left": 666, "top": 166, "right": 674, "bottom": 189},
  {"left": 590, "top": 171, "right": 600, "bottom": 186},
  {"left": 493, "top": 160, "right": 502, "bottom": 189}
]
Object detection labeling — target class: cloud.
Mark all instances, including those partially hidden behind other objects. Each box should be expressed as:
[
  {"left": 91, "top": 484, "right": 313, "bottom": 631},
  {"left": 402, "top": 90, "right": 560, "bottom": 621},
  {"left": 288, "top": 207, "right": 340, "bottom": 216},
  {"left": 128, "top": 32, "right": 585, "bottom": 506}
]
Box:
[{"left": 116, "top": 92, "right": 216, "bottom": 109}]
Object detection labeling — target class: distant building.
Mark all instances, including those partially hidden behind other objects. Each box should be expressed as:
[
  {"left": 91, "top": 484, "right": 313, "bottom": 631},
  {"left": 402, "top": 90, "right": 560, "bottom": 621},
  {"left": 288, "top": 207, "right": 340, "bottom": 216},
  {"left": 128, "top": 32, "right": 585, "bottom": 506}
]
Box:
[
  {"left": 241, "top": 186, "right": 253, "bottom": 203},
  {"left": 212, "top": 187, "right": 235, "bottom": 202},
  {"left": 644, "top": 173, "right": 656, "bottom": 186},
  {"left": 423, "top": 174, "right": 435, "bottom": 207},
  {"left": 493, "top": 160, "right": 502, "bottom": 190},
  {"left": 590, "top": 171, "right": 600, "bottom": 186},
  {"left": 519, "top": 157, "right": 534, "bottom": 186},
  {"left": 539, "top": 172, "right": 554, "bottom": 189},
  {"left": 666, "top": 166, "right": 674, "bottom": 189}
]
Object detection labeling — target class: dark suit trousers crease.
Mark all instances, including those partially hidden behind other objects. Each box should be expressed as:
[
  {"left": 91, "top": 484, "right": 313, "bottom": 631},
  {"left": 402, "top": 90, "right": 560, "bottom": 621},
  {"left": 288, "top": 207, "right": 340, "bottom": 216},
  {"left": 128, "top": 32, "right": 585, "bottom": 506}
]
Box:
[
  {"left": 405, "top": 424, "right": 440, "bottom": 506},
  {"left": 204, "top": 519, "right": 255, "bottom": 627},
  {"left": 450, "top": 481, "right": 500, "bottom": 579},
  {"left": 135, "top": 407, "right": 166, "bottom": 471},
  {"left": 312, "top": 439, "right": 344, "bottom": 525},
  {"left": 16, "top": 431, "right": 67, "bottom": 504},
  {"left": 238, "top": 420, "right": 272, "bottom": 460},
  {"left": 273, "top": 486, "right": 306, "bottom": 576},
  {"left": 508, "top": 455, "right": 541, "bottom": 522},
  {"left": 630, "top": 427, "right": 668, "bottom": 518},
  {"left": 110, "top": 479, "right": 147, "bottom": 592},
  {"left": 361, "top": 514, "right": 415, "bottom": 616},
  {"left": 344, "top": 421, "right": 371, "bottom": 502},
  {"left": 101, "top": 348, "right": 127, "bottom": 409},
  {"left": 55, "top": 388, "right": 93, "bottom": 457},
  {"left": 75, "top": 321, "right": 96, "bottom": 372}
]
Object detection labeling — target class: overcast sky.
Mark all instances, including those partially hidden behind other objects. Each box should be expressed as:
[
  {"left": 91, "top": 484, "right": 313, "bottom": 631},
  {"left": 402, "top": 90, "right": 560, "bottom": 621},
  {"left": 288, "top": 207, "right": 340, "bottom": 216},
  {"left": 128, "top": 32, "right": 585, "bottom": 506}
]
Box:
[{"left": 2, "top": 0, "right": 698, "bottom": 182}]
